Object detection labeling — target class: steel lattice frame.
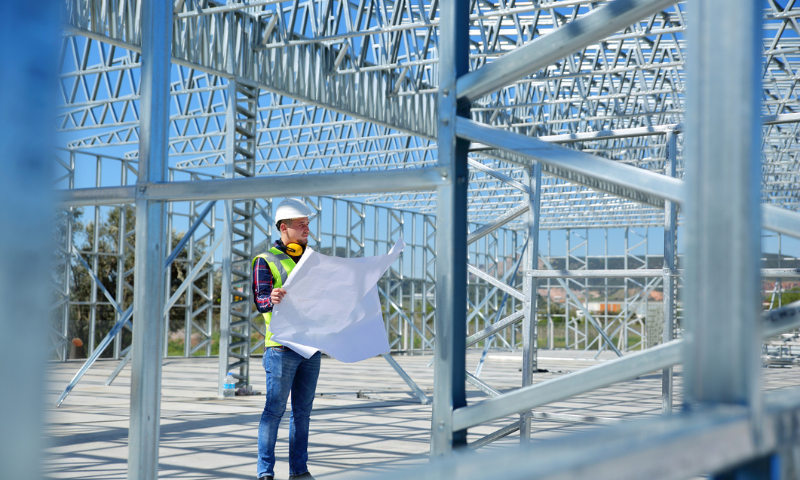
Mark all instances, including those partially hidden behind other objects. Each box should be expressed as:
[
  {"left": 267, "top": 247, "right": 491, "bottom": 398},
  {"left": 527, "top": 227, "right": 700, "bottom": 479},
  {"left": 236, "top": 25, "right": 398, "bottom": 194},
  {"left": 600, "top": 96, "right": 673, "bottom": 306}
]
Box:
[{"left": 45, "top": 0, "right": 800, "bottom": 479}]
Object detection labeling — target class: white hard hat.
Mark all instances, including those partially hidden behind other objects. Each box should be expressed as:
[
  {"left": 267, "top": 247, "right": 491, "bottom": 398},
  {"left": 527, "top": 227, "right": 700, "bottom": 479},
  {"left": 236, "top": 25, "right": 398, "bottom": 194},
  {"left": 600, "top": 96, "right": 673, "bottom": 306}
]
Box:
[{"left": 275, "top": 198, "right": 314, "bottom": 224}]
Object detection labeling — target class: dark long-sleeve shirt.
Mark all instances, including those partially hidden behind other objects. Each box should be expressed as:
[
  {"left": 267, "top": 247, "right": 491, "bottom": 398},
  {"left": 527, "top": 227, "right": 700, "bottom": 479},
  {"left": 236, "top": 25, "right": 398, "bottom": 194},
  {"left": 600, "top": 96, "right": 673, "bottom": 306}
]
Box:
[{"left": 252, "top": 240, "right": 303, "bottom": 314}]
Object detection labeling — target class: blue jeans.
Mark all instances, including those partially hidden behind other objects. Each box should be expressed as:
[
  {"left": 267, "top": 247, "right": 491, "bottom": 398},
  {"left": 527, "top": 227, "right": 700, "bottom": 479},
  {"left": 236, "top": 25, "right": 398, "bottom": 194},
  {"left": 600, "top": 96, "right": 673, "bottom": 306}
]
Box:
[{"left": 257, "top": 346, "right": 321, "bottom": 478}]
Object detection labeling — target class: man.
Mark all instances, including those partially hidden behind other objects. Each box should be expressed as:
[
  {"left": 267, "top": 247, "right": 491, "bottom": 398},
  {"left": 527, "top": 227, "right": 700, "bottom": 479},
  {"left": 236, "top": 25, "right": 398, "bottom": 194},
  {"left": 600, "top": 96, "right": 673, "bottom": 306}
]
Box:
[{"left": 252, "top": 198, "right": 319, "bottom": 480}]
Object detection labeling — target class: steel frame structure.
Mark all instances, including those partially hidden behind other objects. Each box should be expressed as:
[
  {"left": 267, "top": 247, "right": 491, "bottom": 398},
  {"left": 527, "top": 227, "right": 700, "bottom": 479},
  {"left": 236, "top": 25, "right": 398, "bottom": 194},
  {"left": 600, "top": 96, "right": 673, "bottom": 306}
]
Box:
[{"left": 26, "top": 0, "right": 800, "bottom": 478}]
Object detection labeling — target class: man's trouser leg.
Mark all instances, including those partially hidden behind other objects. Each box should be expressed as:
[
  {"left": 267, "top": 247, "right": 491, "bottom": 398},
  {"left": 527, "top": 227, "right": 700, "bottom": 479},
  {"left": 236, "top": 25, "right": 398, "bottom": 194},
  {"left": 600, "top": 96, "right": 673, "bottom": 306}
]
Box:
[
  {"left": 257, "top": 347, "right": 300, "bottom": 478},
  {"left": 288, "top": 351, "right": 321, "bottom": 476}
]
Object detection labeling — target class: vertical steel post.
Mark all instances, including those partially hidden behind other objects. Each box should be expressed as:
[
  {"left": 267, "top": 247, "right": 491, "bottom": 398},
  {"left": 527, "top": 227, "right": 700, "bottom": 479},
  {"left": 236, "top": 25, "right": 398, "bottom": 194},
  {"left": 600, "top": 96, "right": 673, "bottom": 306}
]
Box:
[
  {"left": 685, "top": 0, "right": 762, "bottom": 407},
  {"left": 662, "top": 131, "right": 677, "bottom": 414},
  {"left": 90, "top": 165, "right": 101, "bottom": 355},
  {"left": 520, "top": 162, "right": 542, "bottom": 441},
  {"left": 218, "top": 74, "right": 257, "bottom": 393},
  {"left": 603, "top": 229, "right": 610, "bottom": 352},
  {"left": 185, "top": 201, "right": 196, "bottom": 357},
  {"left": 128, "top": 0, "right": 171, "bottom": 478},
  {"left": 164, "top": 194, "right": 174, "bottom": 358},
  {"left": 114, "top": 166, "right": 128, "bottom": 360},
  {"left": 622, "top": 228, "right": 629, "bottom": 351},
  {"left": 685, "top": 0, "right": 765, "bottom": 475},
  {"left": 61, "top": 209, "right": 74, "bottom": 361},
  {"left": 218, "top": 78, "right": 237, "bottom": 396},
  {"left": 218, "top": 7, "right": 258, "bottom": 391},
  {"left": 431, "top": 0, "right": 470, "bottom": 457},
  {"left": 425, "top": 215, "right": 436, "bottom": 354},
  {"left": 0, "top": 2, "right": 58, "bottom": 478},
  {"left": 63, "top": 151, "right": 77, "bottom": 361}
]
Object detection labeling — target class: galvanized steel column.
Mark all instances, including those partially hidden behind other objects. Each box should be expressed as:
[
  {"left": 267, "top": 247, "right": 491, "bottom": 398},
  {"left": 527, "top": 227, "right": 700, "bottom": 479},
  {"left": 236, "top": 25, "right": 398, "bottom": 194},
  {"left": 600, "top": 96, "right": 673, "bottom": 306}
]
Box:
[
  {"left": 0, "top": 2, "right": 58, "bottom": 478},
  {"left": 218, "top": 77, "right": 258, "bottom": 394},
  {"left": 128, "top": 0, "right": 171, "bottom": 478},
  {"left": 217, "top": 79, "right": 236, "bottom": 397},
  {"left": 662, "top": 130, "right": 677, "bottom": 414},
  {"left": 685, "top": 8, "right": 767, "bottom": 477},
  {"left": 520, "top": 162, "right": 542, "bottom": 441},
  {"left": 684, "top": 0, "right": 762, "bottom": 409},
  {"left": 431, "top": 0, "right": 470, "bottom": 457}
]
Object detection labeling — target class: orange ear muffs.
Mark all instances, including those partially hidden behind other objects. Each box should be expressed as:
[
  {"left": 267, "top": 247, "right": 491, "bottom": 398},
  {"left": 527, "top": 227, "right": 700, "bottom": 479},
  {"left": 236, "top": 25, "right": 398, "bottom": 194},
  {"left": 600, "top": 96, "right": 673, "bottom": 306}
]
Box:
[{"left": 286, "top": 243, "right": 304, "bottom": 256}]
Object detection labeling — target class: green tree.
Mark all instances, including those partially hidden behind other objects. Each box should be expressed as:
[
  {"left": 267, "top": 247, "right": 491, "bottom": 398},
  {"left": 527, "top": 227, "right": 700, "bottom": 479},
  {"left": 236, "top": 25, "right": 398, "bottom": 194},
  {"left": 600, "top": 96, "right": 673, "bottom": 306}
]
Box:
[
  {"left": 67, "top": 206, "right": 221, "bottom": 358},
  {"left": 780, "top": 287, "right": 800, "bottom": 306},
  {"left": 68, "top": 206, "right": 135, "bottom": 357}
]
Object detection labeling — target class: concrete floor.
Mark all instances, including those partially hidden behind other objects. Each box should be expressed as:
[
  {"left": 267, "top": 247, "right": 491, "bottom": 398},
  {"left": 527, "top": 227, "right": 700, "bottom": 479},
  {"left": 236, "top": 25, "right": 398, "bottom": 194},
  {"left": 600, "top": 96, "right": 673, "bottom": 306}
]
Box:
[{"left": 43, "top": 350, "right": 800, "bottom": 479}]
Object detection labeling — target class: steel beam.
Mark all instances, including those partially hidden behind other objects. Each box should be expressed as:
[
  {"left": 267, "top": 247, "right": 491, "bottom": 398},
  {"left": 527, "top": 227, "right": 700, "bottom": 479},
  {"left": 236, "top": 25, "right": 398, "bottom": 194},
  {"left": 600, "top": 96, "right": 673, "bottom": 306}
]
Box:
[
  {"left": 683, "top": 0, "right": 762, "bottom": 416},
  {"left": 456, "top": 0, "right": 680, "bottom": 103},
  {"left": 218, "top": 201, "right": 234, "bottom": 394},
  {"left": 458, "top": 117, "right": 683, "bottom": 207},
  {"left": 520, "top": 163, "right": 542, "bottom": 441},
  {"left": 538, "top": 124, "right": 682, "bottom": 143},
  {"left": 431, "top": 0, "right": 469, "bottom": 457},
  {"left": 365, "top": 387, "right": 800, "bottom": 480},
  {"left": 106, "top": 349, "right": 133, "bottom": 386},
  {"left": 164, "top": 201, "right": 215, "bottom": 267},
  {"left": 762, "top": 204, "right": 800, "bottom": 239},
  {"left": 55, "top": 307, "right": 132, "bottom": 407},
  {"left": 466, "top": 372, "right": 501, "bottom": 398},
  {"left": 467, "top": 265, "right": 525, "bottom": 302},
  {"left": 460, "top": 118, "right": 800, "bottom": 240},
  {"left": 467, "top": 203, "right": 530, "bottom": 245},
  {"left": 163, "top": 234, "right": 223, "bottom": 312},
  {"left": 381, "top": 354, "right": 430, "bottom": 405},
  {"left": 763, "top": 300, "right": 800, "bottom": 338},
  {"left": 526, "top": 268, "right": 675, "bottom": 278},
  {"left": 467, "top": 421, "right": 521, "bottom": 451},
  {"left": 467, "top": 159, "right": 531, "bottom": 194},
  {"left": 70, "top": 245, "right": 125, "bottom": 313},
  {"left": 128, "top": 1, "right": 171, "bottom": 478},
  {"left": 525, "top": 268, "right": 800, "bottom": 278},
  {"left": 218, "top": 78, "right": 257, "bottom": 393},
  {"left": 64, "top": 14, "right": 437, "bottom": 141},
  {"left": 662, "top": 131, "right": 677, "bottom": 414},
  {"left": 536, "top": 114, "right": 800, "bottom": 143},
  {"left": 466, "top": 311, "right": 525, "bottom": 348},
  {"left": 57, "top": 168, "right": 449, "bottom": 207},
  {"left": 59, "top": 185, "right": 137, "bottom": 206},
  {"left": 453, "top": 298, "right": 800, "bottom": 433},
  {"left": 454, "top": 340, "right": 683, "bottom": 432}
]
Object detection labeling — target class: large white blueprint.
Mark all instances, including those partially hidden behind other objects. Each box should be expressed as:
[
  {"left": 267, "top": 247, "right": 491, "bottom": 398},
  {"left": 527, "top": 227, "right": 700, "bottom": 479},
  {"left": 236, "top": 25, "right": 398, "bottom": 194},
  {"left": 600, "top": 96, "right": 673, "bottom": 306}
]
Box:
[{"left": 269, "top": 238, "right": 405, "bottom": 363}]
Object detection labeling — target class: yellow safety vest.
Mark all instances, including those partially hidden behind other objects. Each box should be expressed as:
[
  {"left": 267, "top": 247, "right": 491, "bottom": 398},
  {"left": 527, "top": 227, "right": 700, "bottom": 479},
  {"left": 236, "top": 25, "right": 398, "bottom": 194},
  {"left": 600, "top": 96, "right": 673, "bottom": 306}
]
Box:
[{"left": 252, "top": 247, "right": 298, "bottom": 348}]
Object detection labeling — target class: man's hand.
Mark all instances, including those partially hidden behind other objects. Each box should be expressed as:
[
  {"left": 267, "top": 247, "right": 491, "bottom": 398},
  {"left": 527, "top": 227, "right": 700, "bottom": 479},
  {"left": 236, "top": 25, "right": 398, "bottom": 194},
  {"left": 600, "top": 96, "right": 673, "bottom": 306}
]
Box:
[{"left": 270, "top": 288, "right": 287, "bottom": 305}]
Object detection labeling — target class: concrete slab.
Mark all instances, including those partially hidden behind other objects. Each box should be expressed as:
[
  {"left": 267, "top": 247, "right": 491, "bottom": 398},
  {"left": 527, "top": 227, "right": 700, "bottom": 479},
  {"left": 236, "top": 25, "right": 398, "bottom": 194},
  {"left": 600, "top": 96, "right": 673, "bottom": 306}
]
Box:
[{"left": 43, "top": 350, "right": 800, "bottom": 479}]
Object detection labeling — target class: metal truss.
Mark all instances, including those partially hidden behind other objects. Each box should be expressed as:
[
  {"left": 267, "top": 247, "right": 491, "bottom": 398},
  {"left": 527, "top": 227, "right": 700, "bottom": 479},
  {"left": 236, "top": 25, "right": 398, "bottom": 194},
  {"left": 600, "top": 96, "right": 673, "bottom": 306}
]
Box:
[
  {"left": 43, "top": 0, "right": 800, "bottom": 478},
  {"left": 64, "top": 146, "right": 800, "bottom": 382},
  {"left": 428, "top": 0, "right": 800, "bottom": 477},
  {"left": 164, "top": 179, "right": 219, "bottom": 360},
  {"left": 217, "top": 80, "right": 258, "bottom": 393},
  {"left": 535, "top": 227, "right": 665, "bottom": 355},
  {"left": 58, "top": 0, "right": 800, "bottom": 220},
  {"left": 57, "top": 0, "right": 695, "bottom": 225}
]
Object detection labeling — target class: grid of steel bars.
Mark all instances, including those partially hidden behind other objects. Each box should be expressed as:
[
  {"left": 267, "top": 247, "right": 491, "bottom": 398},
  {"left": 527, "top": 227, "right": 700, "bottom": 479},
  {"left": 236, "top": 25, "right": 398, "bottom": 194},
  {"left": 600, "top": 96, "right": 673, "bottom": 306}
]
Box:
[
  {"left": 36, "top": 1, "right": 800, "bottom": 479},
  {"left": 424, "top": 1, "right": 800, "bottom": 479}
]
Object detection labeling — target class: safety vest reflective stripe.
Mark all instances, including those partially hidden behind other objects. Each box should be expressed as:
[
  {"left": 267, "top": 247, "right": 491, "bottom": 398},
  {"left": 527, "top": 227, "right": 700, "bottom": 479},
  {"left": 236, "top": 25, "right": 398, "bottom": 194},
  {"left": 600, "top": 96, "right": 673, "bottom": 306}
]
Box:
[
  {"left": 256, "top": 251, "right": 290, "bottom": 285},
  {"left": 252, "top": 247, "right": 298, "bottom": 348}
]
